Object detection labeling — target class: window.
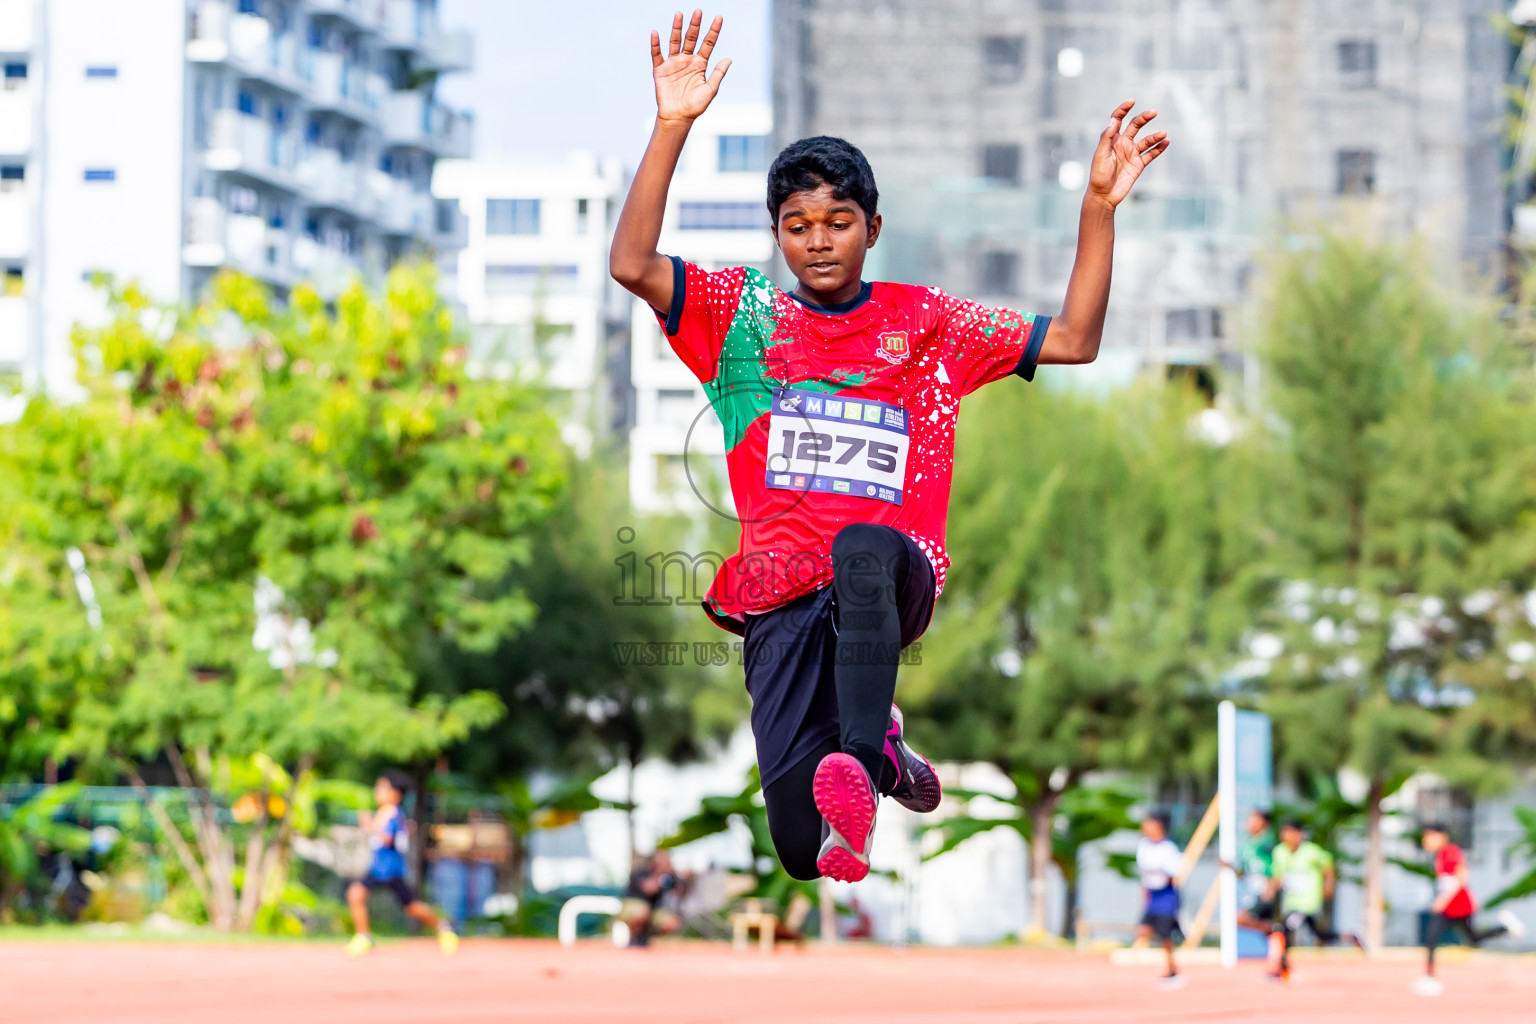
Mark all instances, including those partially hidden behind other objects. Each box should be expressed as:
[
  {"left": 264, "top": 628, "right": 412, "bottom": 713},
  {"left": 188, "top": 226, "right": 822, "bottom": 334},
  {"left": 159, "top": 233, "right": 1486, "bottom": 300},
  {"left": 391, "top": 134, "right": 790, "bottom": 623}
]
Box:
[
  {"left": 1136, "top": 38, "right": 1155, "bottom": 71},
  {"left": 978, "top": 251, "right": 1020, "bottom": 295},
  {"left": 982, "top": 36, "right": 1024, "bottom": 84},
  {"left": 2, "top": 63, "right": 25, "bottom": 90},
  {"left": 3, "top": 267, "right": 22, "bottom": 297},
  {"left": 228, "top": 184, "right": 259, "bottom": 214},
  {"left": 981, "top": 144, "right": 1022, "bottom": 186},
  {"left": 576, "top": 197, "right": 589, "bottom": 235},
  {"left": 1338, "top": 39, "right": 1376, "bottom": 89},
  {"left": 238, "top": 0, "right": 259, "bottom": 13},
  {"left": 486, "top": 198, "right": 541, "bottom": 235},
  {"left": 434, "top": 199, "right": 458, "bottom": 234},
  {"left": 1336, "top": 149, "right": 1375, "bottom": 195},
  {"left": 85, "top": 66, "right": 118, "bottom": 78},
  {"left": 1166, "top": 307, "right": 1223, "bottom": 343},
  {"left": 677, "top": 201, "right": 764, "bottom": 230},
  {"left": 718, "top": 134, "right": 768, "bottom": 173},
  {"left": 237, "top": 89, "right": 257, "bottom": 115},
  {"left": 83, "top": 168, "right": 117, "bottom": 182},
  {"left": 484, "top": 264, "right": 579, "bottom": 295},
  {"left": 0, "top": 165, "right": 22, "bottom": 193}
]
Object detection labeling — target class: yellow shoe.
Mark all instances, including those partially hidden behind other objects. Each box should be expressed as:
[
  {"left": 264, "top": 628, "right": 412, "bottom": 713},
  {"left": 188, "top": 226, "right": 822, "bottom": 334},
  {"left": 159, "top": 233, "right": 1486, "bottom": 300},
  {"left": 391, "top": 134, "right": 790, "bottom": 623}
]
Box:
[
  {"left": 437, "top": 928, "right": 459, "bottom": 955},
  {"left": 347, "top": 933, "right": 374, "bottom": 957}
]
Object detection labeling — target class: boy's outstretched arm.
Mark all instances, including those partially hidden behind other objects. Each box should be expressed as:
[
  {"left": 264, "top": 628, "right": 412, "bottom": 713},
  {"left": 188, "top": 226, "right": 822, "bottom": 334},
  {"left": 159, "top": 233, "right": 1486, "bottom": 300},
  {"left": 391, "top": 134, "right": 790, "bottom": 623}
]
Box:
[
  {"left": 1037, "top": 100, "right": 1169, "bottom": 365},
  {"left": 609, "top": 10, "right": 732, "bottom": 313}
]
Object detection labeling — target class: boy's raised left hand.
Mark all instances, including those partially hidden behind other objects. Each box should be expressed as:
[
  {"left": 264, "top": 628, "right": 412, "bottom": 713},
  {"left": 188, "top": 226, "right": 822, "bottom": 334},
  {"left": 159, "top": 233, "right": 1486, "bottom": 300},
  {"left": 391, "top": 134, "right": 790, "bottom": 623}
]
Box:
[{"left": 1087, "top": 100, "right": 1169, "bottom": 210}]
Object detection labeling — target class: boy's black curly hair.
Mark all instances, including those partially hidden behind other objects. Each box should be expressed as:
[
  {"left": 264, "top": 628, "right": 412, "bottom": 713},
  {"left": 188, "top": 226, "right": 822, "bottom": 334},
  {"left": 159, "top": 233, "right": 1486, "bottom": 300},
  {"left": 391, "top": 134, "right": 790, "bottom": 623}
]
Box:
[{"left": 766, "top": 136, "right": 879, "bottom": 224}]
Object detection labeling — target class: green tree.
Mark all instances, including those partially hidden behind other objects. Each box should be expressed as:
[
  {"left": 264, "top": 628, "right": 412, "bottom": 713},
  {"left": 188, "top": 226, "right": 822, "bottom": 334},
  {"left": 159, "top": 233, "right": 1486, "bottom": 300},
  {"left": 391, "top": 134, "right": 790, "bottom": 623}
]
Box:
[
  {"left": 906, "top": 382, "right": 1227, "bottom": 937},
  {"left": 1238, "top": 235, "right": 1536, "bottom": 949},
  {"left": 0, "top": 268, "right": 565, "bottom": 930},
  {"left": 420, "top": 451, "right": 742, "bottom": 864}
]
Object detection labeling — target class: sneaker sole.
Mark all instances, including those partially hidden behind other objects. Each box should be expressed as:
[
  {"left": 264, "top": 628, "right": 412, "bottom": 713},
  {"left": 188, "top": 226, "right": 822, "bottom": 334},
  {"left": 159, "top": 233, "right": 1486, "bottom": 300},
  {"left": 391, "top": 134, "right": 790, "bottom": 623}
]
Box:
[
  {"left": 894, "top": 755, "right": 943, "bottom": 814},
  {"left": 814, "top": 753, "right": 875, "bottom": 882}
]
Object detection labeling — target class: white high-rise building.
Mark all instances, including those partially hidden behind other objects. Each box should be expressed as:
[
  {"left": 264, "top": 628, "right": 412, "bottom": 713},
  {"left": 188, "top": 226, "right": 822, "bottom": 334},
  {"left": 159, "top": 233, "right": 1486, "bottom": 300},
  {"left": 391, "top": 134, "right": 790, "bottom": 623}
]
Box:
[
  {"left": 433, "top": 153, "right": 627, "bottom": 455},
  {"left": 628, "top": 102, "right": 774, "bottom": 512},
  {"left": 0, "top": 0, "right": 472, "bottom": 394}
]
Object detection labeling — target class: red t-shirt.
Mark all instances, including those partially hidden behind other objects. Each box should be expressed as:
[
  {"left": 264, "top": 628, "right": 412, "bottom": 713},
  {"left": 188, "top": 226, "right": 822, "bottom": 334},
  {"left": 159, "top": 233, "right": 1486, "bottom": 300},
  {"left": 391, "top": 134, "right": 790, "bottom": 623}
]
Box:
[
  {"left": 658, "top": 260, "right": 1049, "bottom": 631},
  {"left": 1435, "top": 844, "right": 1475, "bottom": 918}
]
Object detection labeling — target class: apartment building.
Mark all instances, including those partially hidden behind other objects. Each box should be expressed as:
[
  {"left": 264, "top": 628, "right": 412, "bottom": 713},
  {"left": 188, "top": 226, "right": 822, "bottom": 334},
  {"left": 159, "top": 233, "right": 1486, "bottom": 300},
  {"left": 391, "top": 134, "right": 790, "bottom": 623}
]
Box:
[
  {"left": 433, "top": 153, "right": 627, "bottom": 455},
  {"left": 772, "top": 0, "right": 1509, "bottom": 378},
  {"left": 628, "top": 102, "right": 775, "bottom": 512},
  {"left": 0, "top": 0, "right": 472, "bottom": 394}
]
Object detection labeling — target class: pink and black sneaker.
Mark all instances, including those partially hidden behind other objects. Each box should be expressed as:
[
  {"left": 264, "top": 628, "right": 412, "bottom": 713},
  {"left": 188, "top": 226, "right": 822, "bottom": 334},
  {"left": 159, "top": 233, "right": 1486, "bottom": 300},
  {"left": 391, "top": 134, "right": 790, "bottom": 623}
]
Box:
[
  {"left": 813, "top": 752, "right": 878, "bottom": 882},
  {"left": 884, "top": 705, "right": 942, "bottom": 813}
]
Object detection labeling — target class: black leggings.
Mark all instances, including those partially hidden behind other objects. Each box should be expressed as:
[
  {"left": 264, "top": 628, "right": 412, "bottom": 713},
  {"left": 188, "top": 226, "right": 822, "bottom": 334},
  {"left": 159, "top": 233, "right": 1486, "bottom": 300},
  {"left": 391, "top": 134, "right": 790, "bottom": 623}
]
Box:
[
  {"left": 760, "top": 523, "right": 933, "bottom": 880},
  {"left": 1425, "top": 913, "right": 1507, "bottom": 972}
]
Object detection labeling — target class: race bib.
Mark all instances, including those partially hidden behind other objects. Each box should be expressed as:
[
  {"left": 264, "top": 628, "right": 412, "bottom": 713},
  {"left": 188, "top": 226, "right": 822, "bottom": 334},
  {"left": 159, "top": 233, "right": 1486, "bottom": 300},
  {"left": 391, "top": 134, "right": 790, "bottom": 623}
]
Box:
[{"left": 764, "top": 387, "right": 909, "bottom": 505}]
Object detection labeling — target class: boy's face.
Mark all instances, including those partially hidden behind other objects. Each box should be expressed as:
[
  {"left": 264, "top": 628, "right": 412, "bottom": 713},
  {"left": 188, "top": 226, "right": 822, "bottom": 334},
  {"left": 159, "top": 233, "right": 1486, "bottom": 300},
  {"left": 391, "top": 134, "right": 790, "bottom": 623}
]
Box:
[
  {"left": 1140, "top": 817, "right": 1165, "bottom": 842},
  {"left": 1247, "top": 811, "right": 1269, "bottom": 837},
  {"left": 1422, "top": 829, "right": 1447, "bottom": 853},
  {"left": 374, "top": 777, "right": 399, "bottom": 806},
  {"left": 771, "top": 184, "right": 881, "bottom": 298},
  {"left": 1280, "top": 825, "right": 1302, "bottom": 850}
]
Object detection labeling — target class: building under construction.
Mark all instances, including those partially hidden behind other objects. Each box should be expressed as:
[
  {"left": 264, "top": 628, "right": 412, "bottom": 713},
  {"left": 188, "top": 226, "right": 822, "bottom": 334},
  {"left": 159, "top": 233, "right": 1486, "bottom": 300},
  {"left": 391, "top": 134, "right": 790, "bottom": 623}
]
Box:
[{"left": 772, "top": 0, "right": 1511, "bottom": 383}]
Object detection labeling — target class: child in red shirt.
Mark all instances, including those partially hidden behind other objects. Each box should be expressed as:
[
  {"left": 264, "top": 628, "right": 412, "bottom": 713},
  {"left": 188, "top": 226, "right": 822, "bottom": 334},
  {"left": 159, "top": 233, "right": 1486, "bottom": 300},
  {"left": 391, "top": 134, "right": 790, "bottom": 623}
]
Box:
[
  {"left": 610, "top": 10, "right": 1167, "bottom": 883},
  {"left": 1416, "top": 823, "right": 1525, "bottom": 995}
]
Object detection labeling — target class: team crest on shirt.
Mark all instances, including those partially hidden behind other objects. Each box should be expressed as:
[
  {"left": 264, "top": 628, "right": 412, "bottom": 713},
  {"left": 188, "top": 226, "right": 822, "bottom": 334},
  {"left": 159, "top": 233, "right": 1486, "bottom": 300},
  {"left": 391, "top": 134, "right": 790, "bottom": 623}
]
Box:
[{"left": 875, "top": 331, "right": 910, "bottom": 364}]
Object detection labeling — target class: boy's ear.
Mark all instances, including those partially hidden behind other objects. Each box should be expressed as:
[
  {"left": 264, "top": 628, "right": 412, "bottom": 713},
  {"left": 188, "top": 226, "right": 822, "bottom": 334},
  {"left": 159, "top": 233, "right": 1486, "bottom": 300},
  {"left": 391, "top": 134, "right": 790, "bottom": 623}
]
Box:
[{"left": 866, "top": 213, "right": 882, "bottom": 249}]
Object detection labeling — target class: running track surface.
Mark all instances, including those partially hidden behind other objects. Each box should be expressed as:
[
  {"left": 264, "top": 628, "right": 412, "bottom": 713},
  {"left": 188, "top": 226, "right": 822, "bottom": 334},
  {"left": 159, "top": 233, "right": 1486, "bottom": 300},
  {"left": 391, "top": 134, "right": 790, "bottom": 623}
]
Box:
[{"left": 4, "top": 938, "right": 1534, "bottom": 1024}]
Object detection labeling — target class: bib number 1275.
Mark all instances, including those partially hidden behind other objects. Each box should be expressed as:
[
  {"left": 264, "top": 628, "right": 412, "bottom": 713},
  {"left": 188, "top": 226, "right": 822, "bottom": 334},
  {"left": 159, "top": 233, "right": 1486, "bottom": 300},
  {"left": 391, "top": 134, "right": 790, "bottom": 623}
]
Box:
[{"left": 764, "top": 387, "right": 909, "bottom": 505}]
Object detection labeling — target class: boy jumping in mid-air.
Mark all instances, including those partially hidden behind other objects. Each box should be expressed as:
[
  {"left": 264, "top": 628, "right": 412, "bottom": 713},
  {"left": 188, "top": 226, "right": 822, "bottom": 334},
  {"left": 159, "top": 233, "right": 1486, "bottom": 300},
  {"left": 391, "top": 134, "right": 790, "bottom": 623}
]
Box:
[
  {"left": 609, "top": 10, "right": 1167, "bottom": 883},
  {"left": 1414, "top": 822, "right": 1525, "bottom": 996},
  {"left": 346, "top": 770, "right": 458, "bottom": 956},
  {"left": 1135, "top": 812, "right": 1187, "bottom": 989}
]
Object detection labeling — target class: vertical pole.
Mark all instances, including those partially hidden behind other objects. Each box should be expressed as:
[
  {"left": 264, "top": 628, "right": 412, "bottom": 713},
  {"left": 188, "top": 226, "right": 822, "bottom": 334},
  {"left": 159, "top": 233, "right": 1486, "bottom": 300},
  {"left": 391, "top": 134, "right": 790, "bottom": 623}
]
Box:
[
  {"left": 819, "top": 876, "right": 837, "bottom": 946},
  {"left": 1217, "top": 700, "right": 1238, "bottom": 968}
]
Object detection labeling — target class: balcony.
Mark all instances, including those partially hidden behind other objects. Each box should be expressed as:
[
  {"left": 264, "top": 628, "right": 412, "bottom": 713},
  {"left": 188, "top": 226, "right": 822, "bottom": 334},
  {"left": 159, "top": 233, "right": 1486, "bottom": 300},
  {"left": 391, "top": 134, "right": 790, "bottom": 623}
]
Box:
[
  {"left": 381, "top": 0, "right": 430, "bottom": 49},
  {"left": 205, "top": 110, "right": 297, "bottom": 191},
  {"left": 183, "top": 198, "right": 292, "bottom": 283},
  {"left": 307, "top": 0, "right": 386, "bottom": 33},
  {"left": 0, "top": 0, "right": 33, "bottom": 54},
  {"left": 426, "top": 29, "right": 473, "bottom": 72},
  {"left": 0, "top": 89, "right": 30, "bottom": 155},
  {"left": 0, "top": 295, "right": 25, "bottom": 367},
  {"left": 379, "top": 179, "right": 435, "bottom": 237},
  {"left": 187, "top": 3, "right": 305, "bottom": 94},
  {"left": 307, "top": 51, "right": 378, "bottom": 121},
  {"left": 381, "top": 91, "right": 471, "bottom": 157},
  {"left": 297, "top": 148, "right": 364, "bottom": 211},
  {"left": 0, "top": 190, "right": 28, "bottom": 259}
]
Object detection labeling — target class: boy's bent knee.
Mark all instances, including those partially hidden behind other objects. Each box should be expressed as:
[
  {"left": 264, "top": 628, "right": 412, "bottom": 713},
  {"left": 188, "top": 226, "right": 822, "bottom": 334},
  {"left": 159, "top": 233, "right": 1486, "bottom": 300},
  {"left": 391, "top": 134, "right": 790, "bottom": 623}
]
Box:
[
  {"left": 832, "top": 522, "right": 902, "bottom": 563},
  {"left": 781, "top": 852, "right": 823, "bottom": 882}
]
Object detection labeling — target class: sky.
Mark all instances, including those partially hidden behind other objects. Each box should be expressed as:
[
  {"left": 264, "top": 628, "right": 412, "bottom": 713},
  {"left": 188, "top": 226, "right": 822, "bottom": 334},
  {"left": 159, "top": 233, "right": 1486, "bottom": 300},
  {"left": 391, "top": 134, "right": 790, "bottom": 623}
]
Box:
[{"left": 436, "top": 1, "right": 770, "bottom": 168}]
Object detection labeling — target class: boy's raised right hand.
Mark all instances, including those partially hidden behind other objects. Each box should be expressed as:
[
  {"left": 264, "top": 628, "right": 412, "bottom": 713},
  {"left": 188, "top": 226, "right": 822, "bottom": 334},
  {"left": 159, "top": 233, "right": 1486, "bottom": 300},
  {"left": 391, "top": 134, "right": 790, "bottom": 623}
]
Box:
[{"left": 651, "top": 10, "right": 731, "bottom": 127}]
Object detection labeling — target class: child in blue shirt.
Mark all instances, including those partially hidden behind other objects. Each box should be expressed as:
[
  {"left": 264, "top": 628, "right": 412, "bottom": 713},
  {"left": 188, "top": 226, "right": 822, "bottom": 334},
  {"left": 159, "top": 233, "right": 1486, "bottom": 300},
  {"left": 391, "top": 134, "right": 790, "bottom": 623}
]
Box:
[{"left": 346, "top": 770, "right": 458, "bottom": 956}]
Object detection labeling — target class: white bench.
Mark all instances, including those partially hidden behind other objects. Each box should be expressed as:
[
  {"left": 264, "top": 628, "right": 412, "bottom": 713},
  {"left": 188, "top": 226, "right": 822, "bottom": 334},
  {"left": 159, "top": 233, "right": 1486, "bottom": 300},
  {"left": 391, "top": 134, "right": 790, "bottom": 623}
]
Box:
[{"left": 557, "top": 894, "right": 630, "bottom": 948}]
